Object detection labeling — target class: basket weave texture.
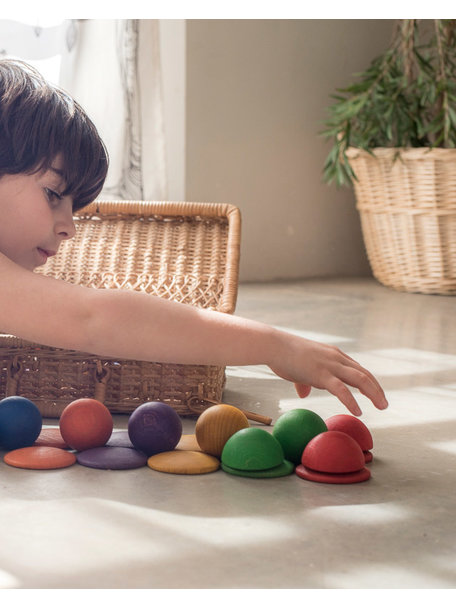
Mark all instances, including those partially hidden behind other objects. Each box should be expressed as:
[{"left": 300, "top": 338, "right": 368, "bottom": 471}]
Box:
[
  {"left": 347, "top": 147, "right": 456, "bottom": 295},
  {"left": 0, "top": 200, "right": 241, "bottom": 417}
]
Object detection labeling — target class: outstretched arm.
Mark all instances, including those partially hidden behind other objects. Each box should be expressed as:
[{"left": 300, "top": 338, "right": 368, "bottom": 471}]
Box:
[
  {"left": 88, "top": 289, "right": 388, "bottom": 416},
  {"left": 0, "top": 253, "right": 388, "bottom": 416}
]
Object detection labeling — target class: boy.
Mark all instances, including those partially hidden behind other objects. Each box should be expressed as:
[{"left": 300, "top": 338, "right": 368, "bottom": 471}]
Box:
[{"left": 0, "top": 58, "right": 388, "bottom": 417}]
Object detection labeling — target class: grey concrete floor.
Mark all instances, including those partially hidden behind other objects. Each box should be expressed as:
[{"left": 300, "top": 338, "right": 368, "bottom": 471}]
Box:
[{"left": 0, "top": 277, "right": 455, "bottom": 589}]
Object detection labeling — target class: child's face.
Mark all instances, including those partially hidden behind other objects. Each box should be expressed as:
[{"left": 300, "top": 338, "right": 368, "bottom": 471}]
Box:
[{"left": 0, "top": 159, "right": 75, "bottom": 270}]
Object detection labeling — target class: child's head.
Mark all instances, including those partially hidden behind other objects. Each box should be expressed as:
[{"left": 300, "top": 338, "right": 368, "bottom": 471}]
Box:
[{"left": 0, "top": 58, "right": 108, "bottom": 211}]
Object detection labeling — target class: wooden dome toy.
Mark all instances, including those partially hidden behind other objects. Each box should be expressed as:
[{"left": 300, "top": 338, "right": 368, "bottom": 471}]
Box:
[
  {"left": 59, "top": 398, "right": 113, "bottom": 451},
  {"left": 296, "top": 430, "right": 370, "bottom": 484},
  {"left": 272, "top": 408, "right": 328, "bottom": 464},
  {"left": 195, "top": 403, "right": 249, "bottom": 456},
  {"left": 325, "top": 414, "right": 373, "bottom": 462},
  {"left": 221, "top": 427, "right": 293, "bottom": 478},
  {"left": 0, "top": 396, "right": 42, "bottom": 451},
  {"left": 128, "top": 401, "right": 182, "bottom": 457}
]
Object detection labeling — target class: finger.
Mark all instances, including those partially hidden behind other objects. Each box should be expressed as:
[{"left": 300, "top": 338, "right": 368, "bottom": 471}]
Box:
[
  {"left": 326, "top": 377, "right": 362, "bottom": 416},
  {"left": 294, "top": 383, "right": 311, "bottom": 398},
  {"left": 337, "top": 365, "right": 388, "bottom": 410},
  {"left": 336, "top": 351, "right": 388, "bottom": 406}
]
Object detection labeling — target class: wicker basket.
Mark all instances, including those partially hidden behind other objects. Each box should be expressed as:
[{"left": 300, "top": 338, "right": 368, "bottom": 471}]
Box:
[
  {"left": 346, "top": 147, "right": 456, "bottom": 295},
  {"left": 0, "top": 200, "right": 242, "bottom": 418}
]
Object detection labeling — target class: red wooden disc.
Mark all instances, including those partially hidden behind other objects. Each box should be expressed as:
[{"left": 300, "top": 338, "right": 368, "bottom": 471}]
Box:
[
  {"left": 4, "top": 446, "right": 77, "bottom": 470},
  {"left": 34, "top": 427, "right": 70, "bottom": 449},
  {"left": 295, "top": 464, "right": 371, "bottom": 484}
]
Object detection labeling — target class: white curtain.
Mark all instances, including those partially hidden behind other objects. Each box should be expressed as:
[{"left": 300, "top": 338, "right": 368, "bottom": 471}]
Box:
[
  {"left": 60, "top": 19, "right": 167, "bottom": 201},
  {"left": 0, "top": 18, "right": 72, "bottom": 84},
  {"left": 0, "top": 18, "right": 168, "bottom": 201}
]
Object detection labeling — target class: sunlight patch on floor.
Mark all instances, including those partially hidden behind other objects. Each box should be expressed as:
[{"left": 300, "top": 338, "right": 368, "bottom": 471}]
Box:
[
  {"left": 426, "top": 440, "right": 456, "bottom": 456},
  {"left": 310, "top": 502, "right": 410, "bottom": 525},
  {"left": 226, "top": 365, "right": 276, "bottom": 380},
  {"left": 348, "top": 348, "right": 456, "bottom": 377},
  {"left": 324, "top": 562, "right": 453, "bottom": 589},
  {"left": 0, "top": 568, "right": 20, "bottom": 589}
]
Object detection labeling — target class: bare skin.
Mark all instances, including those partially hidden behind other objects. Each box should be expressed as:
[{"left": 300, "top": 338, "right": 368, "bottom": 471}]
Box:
[{"left": 0, "top": 168, "right": 388, "bottom": 417}]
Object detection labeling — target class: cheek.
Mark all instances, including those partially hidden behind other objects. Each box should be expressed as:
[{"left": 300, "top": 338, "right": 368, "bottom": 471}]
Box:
[
  {"left": 19, "top": 205, "right": 53, "bottom": 238},
  {"left": 0, "top": 209, "right": 46, "bottom": 264},
  {"left": 0, "top": 215, "right": 20, "bottom": 255}
]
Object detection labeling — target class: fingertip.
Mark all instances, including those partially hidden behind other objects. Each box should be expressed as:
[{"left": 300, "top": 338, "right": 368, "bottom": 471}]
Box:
[
  {"left": 347, "top": 400, "right": 362, "bottom": 417},
  {"left": 376, "top": 393, "right": 389, "bottom": 410},
  {"left": 342, "top": 399, "right": 362, "bottom": 417},
  {"left": 294, "top": 383, "right": 311, "bottom": 399}
]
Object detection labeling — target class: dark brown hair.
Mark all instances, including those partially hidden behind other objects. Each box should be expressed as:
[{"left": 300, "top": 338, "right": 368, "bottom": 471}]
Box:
[{"left": 0, "top": 58, "right": 108, "bottom": 210}]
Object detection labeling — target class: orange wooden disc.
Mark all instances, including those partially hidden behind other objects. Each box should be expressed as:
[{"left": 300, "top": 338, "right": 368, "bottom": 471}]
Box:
[
  {"left": 176, "top": 434, "right": 202, "bottom": 451},
  {"left": 147, "top": 450, "right": 220, "bottom": 474},
  {"left": 4, "top": 446, "right": 77, "bottom": 470},
  {"left": 34, "top": 427, "right": 70, "bottom": 449}
]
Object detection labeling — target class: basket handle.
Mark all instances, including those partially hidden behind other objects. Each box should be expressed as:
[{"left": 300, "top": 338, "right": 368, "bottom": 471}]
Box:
[
  {"left": 94, "top": 360, "right": 111, "bottom": 403},
  {"left": 6, "top": 356, "right": 24, "bottom": 396}
]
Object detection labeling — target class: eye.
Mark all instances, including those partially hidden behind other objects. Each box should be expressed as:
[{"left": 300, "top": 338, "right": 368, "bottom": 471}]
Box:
[{"left": 44, "top": 187, "right": 63, "bottom": 206}]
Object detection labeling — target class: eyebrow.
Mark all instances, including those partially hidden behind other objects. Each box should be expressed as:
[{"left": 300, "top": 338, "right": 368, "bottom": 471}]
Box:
[
  {"left": 47, "top": 166, "right": 67, "bottom": 188},
  {"left": 49, "top": 166, "right": 64, "bottom": 178},
  {"left": 45, "top": 166, "right": 68, "bottom": 195}
]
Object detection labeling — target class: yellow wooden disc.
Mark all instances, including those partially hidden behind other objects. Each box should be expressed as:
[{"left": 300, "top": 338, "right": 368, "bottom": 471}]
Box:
[
  {"left": 175, "top": 434, "right": 202, "bottom": 451},
  {"left": 147, "top": 450, "right": 220, "bottom": 475}
]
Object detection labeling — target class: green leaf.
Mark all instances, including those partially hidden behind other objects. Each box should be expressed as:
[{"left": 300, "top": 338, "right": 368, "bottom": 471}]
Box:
[{"left": 320, "top": 19, "right": 456, "bottom": 187}]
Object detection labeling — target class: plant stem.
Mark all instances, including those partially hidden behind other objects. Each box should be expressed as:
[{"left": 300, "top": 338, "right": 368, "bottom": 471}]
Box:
[{"left": 435, "top": 19, "right": 450, "bottom": 147}]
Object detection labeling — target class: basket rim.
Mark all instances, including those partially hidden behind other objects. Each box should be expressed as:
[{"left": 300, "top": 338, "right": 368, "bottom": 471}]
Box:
[
  {"left": 77, "top": 199, "right": 240, "bottom": 220},
  {"left": 345, "top": 146, "right": 456, "bottom": 161},
  {"left": 77, "top": 200, "right": 241, "bottom": 315}
]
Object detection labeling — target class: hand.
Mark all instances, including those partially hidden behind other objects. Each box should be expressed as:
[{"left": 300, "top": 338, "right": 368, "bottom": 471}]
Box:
[{"left": 268, "top": 332, "right": 388, "bottom": 416}]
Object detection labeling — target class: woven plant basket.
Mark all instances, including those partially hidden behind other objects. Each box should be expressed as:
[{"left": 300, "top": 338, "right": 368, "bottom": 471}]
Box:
[
  {"left": 0, "top": 200, "right": 242, "bottom": 418},
  {"left": 346, "top": 147, "right": 456, "bottom": 295}
]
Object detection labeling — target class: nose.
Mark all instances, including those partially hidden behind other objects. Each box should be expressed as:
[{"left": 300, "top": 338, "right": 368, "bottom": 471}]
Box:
[
  {"left": 54, "top": 199, "right": 76, "bottom": 240},
  {"left": 57, "top": 219, "right": 76, "bottom": 240}
]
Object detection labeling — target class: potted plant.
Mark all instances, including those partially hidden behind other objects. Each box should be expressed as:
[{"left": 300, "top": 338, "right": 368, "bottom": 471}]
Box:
[{"left": 322, "top": 19, "right": 456, "bottom": 295}]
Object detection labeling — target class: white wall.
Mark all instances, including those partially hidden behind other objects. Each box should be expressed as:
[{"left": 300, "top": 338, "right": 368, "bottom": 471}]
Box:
[
  {"left": 184, "top": 19, "right": 395, "bottom": 282},
  {"left": 159, "top": 19, "right": 186, "bottom": 202}
]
